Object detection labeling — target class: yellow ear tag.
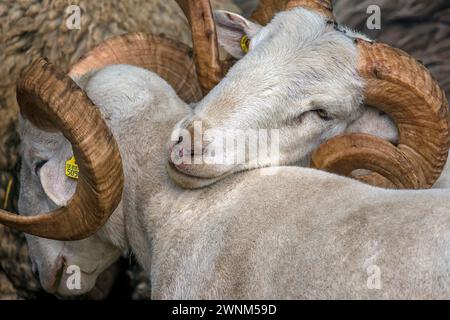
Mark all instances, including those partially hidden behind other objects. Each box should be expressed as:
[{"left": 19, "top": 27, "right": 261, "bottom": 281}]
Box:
[
  {"left": 240, "top": 34, "right": 250, "bottom": 54},
  {"left": 65, "top": 157, "right": 79, "bottom": 180}
]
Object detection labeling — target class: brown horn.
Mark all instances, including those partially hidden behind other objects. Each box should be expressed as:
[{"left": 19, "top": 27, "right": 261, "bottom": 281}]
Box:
[
  {"left": 312, "top": 40, "right": 450, "bottom": 189},
  {"left": 175, "top": 0, "right": 226, "bottom": 95},
  {"left": 248, "top": 1, "right": 449, "bottom": 189},
  {"left": 251, "top": 0, "right": 335, "bottom": 26},
  {"left": 69, "top": 33, "right": 203, "bottom": 103},
  {"left": 0, "top": 59, "right": 124, "bottom": 240}
]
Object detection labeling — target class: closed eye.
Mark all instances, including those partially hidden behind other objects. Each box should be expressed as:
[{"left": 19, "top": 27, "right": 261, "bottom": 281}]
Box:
[
  {"left": 312, "top": 109, "right": 333, "bottom": 121},
  {"left": 292, "top": 109, "right": 334, "bottom": 125}
]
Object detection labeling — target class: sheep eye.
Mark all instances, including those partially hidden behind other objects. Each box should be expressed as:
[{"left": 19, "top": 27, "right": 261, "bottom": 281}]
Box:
[
  {"left": 314, "top": 109, "right": 333, "bottom": 121},
  {"left": 34, "top": 160, "right": 47, "bottom": 176}
]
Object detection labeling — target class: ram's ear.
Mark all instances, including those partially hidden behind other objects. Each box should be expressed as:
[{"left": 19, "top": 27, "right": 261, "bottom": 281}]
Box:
[
  {"left": 214, "top": 10, "right": 263, "bottom": 59},
  {"left": 39, "top": 153, "right": 77, "bottom": 207}
]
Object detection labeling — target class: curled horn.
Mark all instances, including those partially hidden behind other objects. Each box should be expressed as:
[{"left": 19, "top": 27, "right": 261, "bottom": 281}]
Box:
[
  {"left": 0, "top": 59, "right": 124, "bottom": 240},
  {"left": 1, "top": 33, "right": 204, "bottom": 240},
  {"left": 248, "top": 0, "right": 449, "bottom": 189},
  {"left": 69, "top": 32, "right": 203, "bottom": 103},
  {"left": 311, "top": 41, "right": 450, "bottom": 189},
  {"left": 176, "top": 0, "right": 449, "bottom": 188}
]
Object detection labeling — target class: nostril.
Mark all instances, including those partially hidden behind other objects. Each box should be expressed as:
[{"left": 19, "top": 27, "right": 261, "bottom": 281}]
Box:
[{"left": 177, "top": 136, "right": 183, "bottom": 144}]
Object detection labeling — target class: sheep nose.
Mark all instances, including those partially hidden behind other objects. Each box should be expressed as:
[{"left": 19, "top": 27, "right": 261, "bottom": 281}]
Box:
[
  {"left": 170, "top": 135, "right": 186, "bottom": 152},
  {"left": 174, "top": 118, "right": 197, "bottom": 143},
  {"left": 170, "top": 118, "right": 211, "bottom": 165}
]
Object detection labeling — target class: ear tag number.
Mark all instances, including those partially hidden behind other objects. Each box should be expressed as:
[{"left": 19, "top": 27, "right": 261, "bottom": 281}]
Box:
[
  {"left": 240, "top": 34, "right": 250, "bottom": 54},
  {"left": 65, "top": 157, "right": 79, "bottom": 180}
]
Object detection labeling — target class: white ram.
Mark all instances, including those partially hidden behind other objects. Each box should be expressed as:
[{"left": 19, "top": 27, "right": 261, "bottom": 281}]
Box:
[{"left": 168, "top": 0, "right": 449, "bottom": 191}]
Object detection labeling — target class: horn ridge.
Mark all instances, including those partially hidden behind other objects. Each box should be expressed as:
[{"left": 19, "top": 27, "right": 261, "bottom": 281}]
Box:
[
  {"left": 0, "top": 59, "right": 124, "bottom": 240},
  {"left": 312, "top": 40, "right": 450, "bottom": 189}
]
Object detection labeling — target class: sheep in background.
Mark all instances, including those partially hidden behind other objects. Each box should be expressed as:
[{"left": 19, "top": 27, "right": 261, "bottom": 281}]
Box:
[{"left": 0, "top": 0, "right": 240, "bottom": 300}]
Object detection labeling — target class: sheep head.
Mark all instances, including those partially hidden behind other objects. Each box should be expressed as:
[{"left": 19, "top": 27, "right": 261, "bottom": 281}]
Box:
[{"left": 168, "top": 0, "right": 450, "bottom": 190}]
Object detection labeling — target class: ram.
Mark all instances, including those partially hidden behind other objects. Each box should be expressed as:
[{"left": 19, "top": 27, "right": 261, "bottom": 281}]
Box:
[
  {"left": 168, "top": 0, "right": 450, "bottom": 189},
  {"left": 168, "top": 0, "right": 449, "bottom": 191},
  {"left": 1, "top": 0, "right": 450, "bottom": 299}
]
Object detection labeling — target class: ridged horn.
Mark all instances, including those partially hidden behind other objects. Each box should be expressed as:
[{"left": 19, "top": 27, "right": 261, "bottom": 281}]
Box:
[
  {"left": 175, "top": 0, "right": 226, "bottom": 95},
  {"left": 0, "top": 59, "right": 124, "bottom": 240},
  {"left": 172, "top": 0, "right": 449, "bottom": 189},
  {"left": 173, "top": 0, "right": 334, "bottom": 95},
  {"left": 69, "top": 33, "right": 203, "bottom": 103},
  {"left": 311, "top": 40, "right": 450, "bottom": 189}
]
